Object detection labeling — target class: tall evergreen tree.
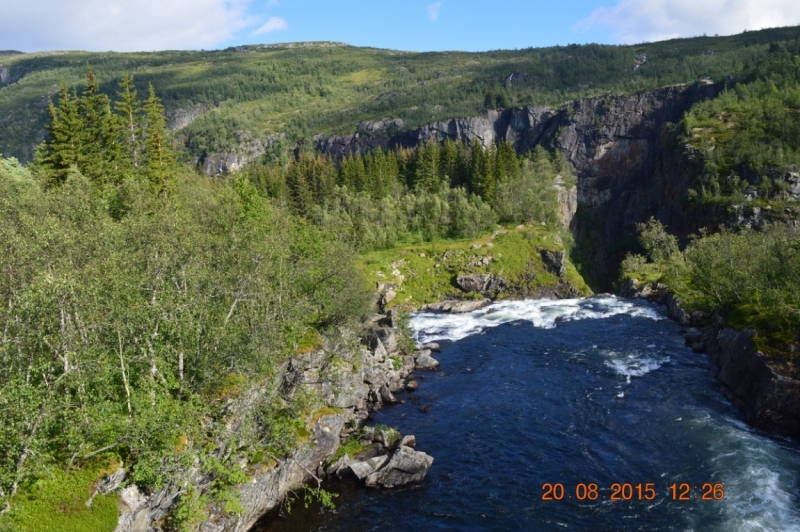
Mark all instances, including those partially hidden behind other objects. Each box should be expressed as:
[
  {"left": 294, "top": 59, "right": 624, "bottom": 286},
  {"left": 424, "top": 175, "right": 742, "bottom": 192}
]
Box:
[
  {"left": 142, "top": 84, "right": 177, "bottom": 195},
  {"left": 116, "top": 73, "right": 143, "bottom": 170},
  {"left": 41, "top": 84, "right": 84, "bottom": 185}
]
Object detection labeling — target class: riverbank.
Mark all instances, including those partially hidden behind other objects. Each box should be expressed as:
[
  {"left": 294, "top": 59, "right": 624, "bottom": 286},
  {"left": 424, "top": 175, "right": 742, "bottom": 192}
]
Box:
[
  {"left": 621, "top": 279, "right": 800, "bottom": 440},
  {"left": 111, "top": 313, "right": 441, "bottom": 532}
]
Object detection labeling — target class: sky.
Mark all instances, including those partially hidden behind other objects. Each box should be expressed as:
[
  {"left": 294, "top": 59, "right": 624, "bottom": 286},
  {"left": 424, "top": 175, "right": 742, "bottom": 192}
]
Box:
[{"left": 1, "top": 0, "right": 799, "bottom": 53}]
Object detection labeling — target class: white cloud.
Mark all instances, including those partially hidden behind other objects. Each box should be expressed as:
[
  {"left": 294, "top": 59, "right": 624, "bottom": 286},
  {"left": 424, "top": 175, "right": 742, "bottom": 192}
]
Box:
[
  {"left": 265, "top": 0, "right": 279, "bottom": 7},
  {"left": 575, "top": 0, "right": 800, "bottom": 44},
  {"left": 253, "top": 16, "right": 288, "bottom": 35},
  {"left": 0, "top": 0, "right": 262, "bottom": 52},
  {"left": 427, "top": 2, "right": 443, "bottom": 23}
]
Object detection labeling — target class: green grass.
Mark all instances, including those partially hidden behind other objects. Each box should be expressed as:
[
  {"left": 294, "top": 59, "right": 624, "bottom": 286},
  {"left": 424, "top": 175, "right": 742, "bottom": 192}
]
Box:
[
  {"left": 330, "top": 435, "right": 367, "bottom": 463},
  {"left": 1, "top": 455, "right": 120, "bottom": 532},
  {"left": 358, "top": 224, "right": 591, "bottom": 308}
]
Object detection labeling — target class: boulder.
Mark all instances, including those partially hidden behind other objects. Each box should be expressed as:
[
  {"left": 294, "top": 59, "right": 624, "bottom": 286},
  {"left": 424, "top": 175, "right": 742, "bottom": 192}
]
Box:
[
  {"left": 400, "top": 435, "right": 416, "bottom": 448},
  {"left": 380, "top": 290, "right": 396, "bottom": 308},
  {"left": 326, "top": 454, "right": 354, "bottom": 477},
  {"left": 373, "top": 338, "right": 388, "bottom": 361},
  {"left": 420, "top": 299, "right": 492, "bottom": 313},
  {"left": 539, "top": 249, "right": 567, "bottom": 277},
  {"left": 422, "top": 342, "right": 441, "bottom": 352},
  {"left": 364, "top": 445, "right": 434, "bottom": 488},
  {"left": 373, "top": 425, "right": 401, "bottom": 448},
  {"left": 414, "top": 350, "right": 440, "bottom": 370},
  {"left": 348, "top": 455, "right": 390, "bottom": 481},
  {"left": 455, "top": 273, "right": 503, "bottom": 294},
  {"left": 378, "top": 384, "right": 398, "bottom": 404},
  {"left": 366, "top": 326, "right": 399, "bottom": 354}
]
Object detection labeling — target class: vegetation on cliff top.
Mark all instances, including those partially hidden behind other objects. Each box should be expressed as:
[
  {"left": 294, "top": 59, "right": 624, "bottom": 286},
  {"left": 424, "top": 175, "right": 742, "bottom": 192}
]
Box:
[
  {"left": 680, "top": 38, "right": 800, "bottom": 213},
  {"left": 621, "top": 219, "right": 800, "bottom": 364}
]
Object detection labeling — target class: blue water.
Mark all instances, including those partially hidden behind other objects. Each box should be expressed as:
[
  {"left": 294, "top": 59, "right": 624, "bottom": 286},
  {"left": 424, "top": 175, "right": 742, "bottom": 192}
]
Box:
[{"left": 256, "top": 297, "right": 800, "bottom": 531}]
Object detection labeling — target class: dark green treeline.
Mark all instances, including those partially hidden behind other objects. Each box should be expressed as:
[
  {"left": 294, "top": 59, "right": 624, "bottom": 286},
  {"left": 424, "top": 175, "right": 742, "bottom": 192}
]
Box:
[{"left": 247, "top": 138, "right": 574, "bottom": 250}]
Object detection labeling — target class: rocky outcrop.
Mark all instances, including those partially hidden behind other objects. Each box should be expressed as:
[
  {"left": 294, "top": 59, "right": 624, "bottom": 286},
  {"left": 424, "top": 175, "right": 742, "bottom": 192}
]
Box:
[
  {"left": 112, "top": 314, "right": 430, "bottom": 531},
  {"left": 703, "top": 329, "right": 800, "bottom": 439},
  {"left": 198, "top": 135, "right": 280, "bottom": 176},
  {"left": 166, "top": 103, "right": 215, "bottom": 131},
  {"left": 0, "top": 64, "right": 27, "bottom": 86},
  {"left": 539, "top": 249, "right": 566, "bottom": 277},
  {"left": 309, "top": 83, "right": 723, "bottom": 288},
  {"left": 363, "top": 444, "right": 433, "bottom": 488},
  {"left": 622, "top": 280, "right": 799, "bottom": 440},
  {"left": 554, "top": 176, "right": 578, "bottom": 228},
  {"left": 455, "top": 273, "right": 504, "bottom": 294}
]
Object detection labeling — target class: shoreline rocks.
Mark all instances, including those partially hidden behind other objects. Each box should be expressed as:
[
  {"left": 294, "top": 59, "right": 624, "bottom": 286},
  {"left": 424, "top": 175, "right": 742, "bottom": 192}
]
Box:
[
  {"left": 621, "top": 277, "right": 799, "bottom": 441},
  {"left": 113, "top": 310, "right": 433, "bottom": 531},
  {"left": 420, "top": 298, "right": 492, "bottom": 313}
]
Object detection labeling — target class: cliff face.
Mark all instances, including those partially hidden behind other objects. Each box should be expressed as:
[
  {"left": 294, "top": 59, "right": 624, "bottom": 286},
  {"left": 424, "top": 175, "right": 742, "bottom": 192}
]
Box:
[
  {"left": 312, "top": 84, "right": 721, "bottom": 289},
  {"left": 705, "top": 328, "right": 800, "bottom": 439}
]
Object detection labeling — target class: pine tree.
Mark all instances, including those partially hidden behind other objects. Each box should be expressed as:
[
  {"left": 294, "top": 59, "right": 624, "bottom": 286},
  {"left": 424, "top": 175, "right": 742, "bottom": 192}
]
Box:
[
  {"left": 142, "top": 84, "right": 177, "bottom": 195},
  {"left": 41, "top": 84, "right": 84, "bottom": 185},
  {"left": 80, "top": 68, "right": 125, "bottom": 185},
  {"left": 116, "top": 73, "right": 143, "bottom": 170}
]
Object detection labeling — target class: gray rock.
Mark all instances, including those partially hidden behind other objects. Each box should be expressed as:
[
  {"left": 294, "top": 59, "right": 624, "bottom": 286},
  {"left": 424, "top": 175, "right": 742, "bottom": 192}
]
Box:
[
  {"left": 665, "top": 293, "right": 689, "bottom": 325},
  {"left": 373, "top": 338, "right": 388, "bottom": 361},
  {"left": 422, "top": 342, "right": 441, "bottom": 352},
  {"left": 375, "top": 327, "right": 399, "bottom": 353},
  {"left": 348, "top": 455, "right": 389, "bottom": 481},
  {"left": 378, "top": 384, "right": 398, "bottom": 404},
  {"left": 420, "top": 299, "right": 492, "bottom": 313},
  {"left": 706, "top": 329, "right": 800, "bottom": 439},
  {"left": 86, "top": 465, "right": 126, "bottom": 507},
  {"left": 373, "top": 425, "right": 401, "bottom": 448},
  {"left": 363, "top": 366, "right": 387, "bottom": 386},
  {"left": 364, "top": 445, "right": 434, "bottom": 489},
  {"left": 415, "top": 351, "right": 440, "bottom": 370},
  {"left": 326, "top": 454, "right": 354, "bottom": 477},
  {"left": 400, "top": 435, "right": 416, "bottom": 448},
  {"left": 456, "top": 273, "right": 503, "bottom": 294},
  {"left": 539, "top": 249, "right": 567, "bottom": 277},
  {"left": 380, "top": 290, "right": 396, "bottom": 307}
]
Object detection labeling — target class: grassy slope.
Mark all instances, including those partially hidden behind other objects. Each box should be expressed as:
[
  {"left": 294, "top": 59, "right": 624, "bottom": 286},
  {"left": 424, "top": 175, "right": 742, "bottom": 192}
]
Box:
[
  {"left": 1, "top": 456, "right": 120, "bottom": 532},
  {"left": 2, "top": 27, "right": 800, "bottom": 162},
  {"left": 358, "top": 224, "right": 591, "bottom": 309}
]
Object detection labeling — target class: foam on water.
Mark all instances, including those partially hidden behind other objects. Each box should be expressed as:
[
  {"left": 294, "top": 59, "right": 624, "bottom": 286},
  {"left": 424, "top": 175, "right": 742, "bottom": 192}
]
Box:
[
  {"left": 602, "top": 350, "right": 671, "bottom": 378},
  {"left": 412, "top": 295, "right": 663, "bottom": 345}
]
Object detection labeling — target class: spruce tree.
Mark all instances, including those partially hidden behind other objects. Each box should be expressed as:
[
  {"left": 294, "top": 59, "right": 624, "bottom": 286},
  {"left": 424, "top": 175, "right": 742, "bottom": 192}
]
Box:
[
  {"left": 42, "top": 84, "right": 84, "bottom": 185},
  {"left": 80, "top": 68, "right": 126, "bottom": 185},
  {"left": 142, "top": 84, "right": 177, "bottom": 195},
  {"left": 116, "top": 73, "right": 143, "bottom": 170}
]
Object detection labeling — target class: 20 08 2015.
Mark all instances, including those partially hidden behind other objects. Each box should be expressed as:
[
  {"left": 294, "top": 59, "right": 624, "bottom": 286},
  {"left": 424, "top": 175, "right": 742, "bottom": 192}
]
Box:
[{"left": 541, "top": 482, "right": 725, "bottom": 501}]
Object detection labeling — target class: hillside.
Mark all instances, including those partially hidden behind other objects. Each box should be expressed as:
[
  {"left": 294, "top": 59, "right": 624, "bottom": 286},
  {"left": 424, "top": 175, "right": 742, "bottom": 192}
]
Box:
[{"left": 2, "top": 27, "right": 800, "bottom": 167}]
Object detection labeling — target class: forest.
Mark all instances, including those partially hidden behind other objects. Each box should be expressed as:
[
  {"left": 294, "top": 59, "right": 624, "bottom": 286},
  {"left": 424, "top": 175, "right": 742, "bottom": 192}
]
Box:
[{"left": 0, "top": 69, "right": 571, "bottom": 530}]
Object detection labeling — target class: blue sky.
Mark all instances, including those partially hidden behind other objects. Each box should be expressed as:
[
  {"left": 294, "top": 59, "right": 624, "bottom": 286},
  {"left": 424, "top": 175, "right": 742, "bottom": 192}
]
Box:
[
  {"left": 1, "top": 0, "right": 798, "bottom": 53},
  {"left": 238, "top": 0, "right": 617, "bottom": 52}
]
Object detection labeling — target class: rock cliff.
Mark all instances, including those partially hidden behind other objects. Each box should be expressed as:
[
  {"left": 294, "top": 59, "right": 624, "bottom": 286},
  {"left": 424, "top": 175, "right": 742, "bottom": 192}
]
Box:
[
  {"left": 309, "top": 84, "right": 722, "bottom": 288},
  {"left": 703, "top": 328, "right": 800, "bottom": 439}
]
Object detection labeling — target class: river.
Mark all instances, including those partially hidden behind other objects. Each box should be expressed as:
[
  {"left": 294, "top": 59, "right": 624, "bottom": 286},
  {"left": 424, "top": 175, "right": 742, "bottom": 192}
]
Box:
[{"left": 255, "top": 296, "right": 800, "bottom": 531}]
